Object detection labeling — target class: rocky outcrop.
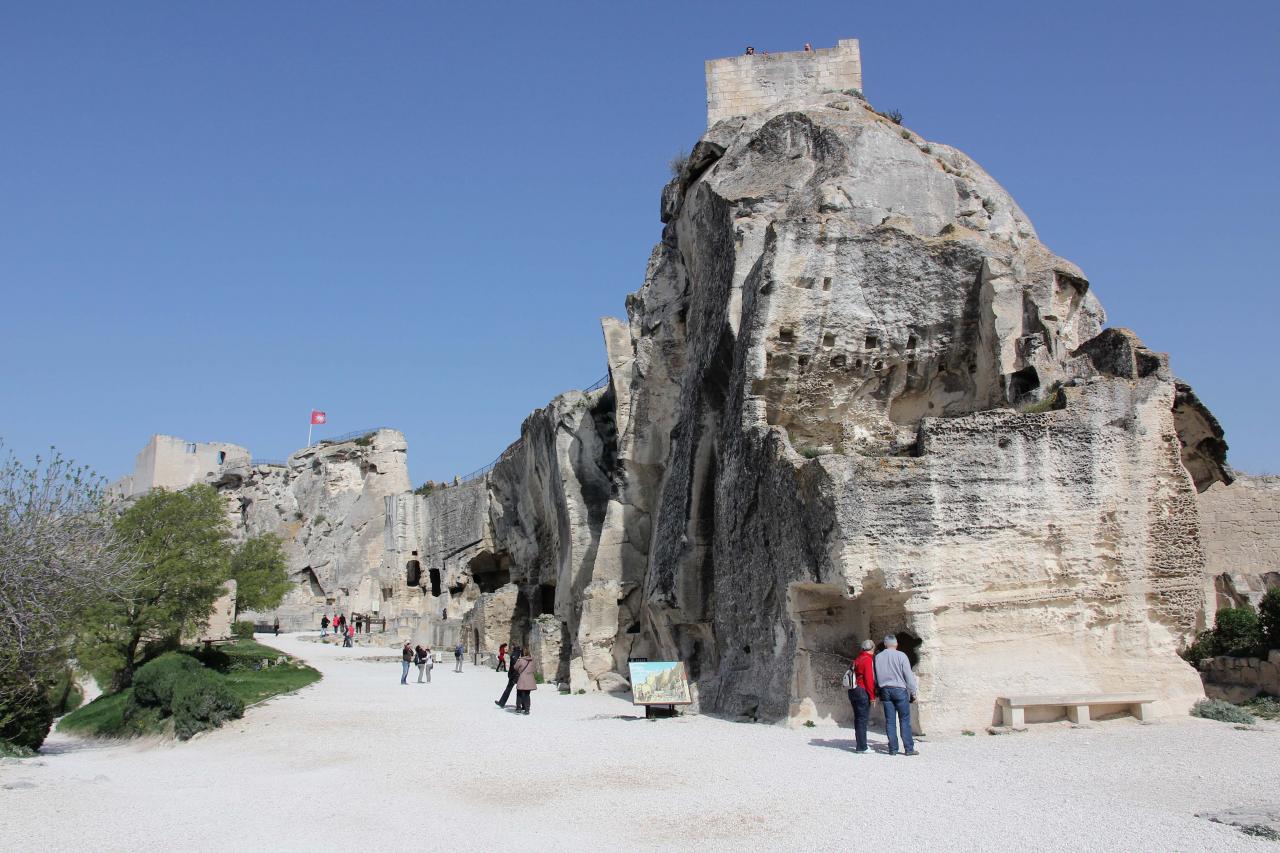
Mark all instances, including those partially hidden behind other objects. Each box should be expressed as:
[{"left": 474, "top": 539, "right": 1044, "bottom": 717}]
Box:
[
  {"left": 237, "top": 65, "right": 1236, "bottom": 731},
  {"left": 390, "top": 85, "right": 1219, "bottom": 731},
  {"left": 215, "top": 429, "right": 412, "bottom": 631}
]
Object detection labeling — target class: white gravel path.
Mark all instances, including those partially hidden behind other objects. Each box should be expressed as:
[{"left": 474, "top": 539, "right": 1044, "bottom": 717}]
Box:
[{"left": 2, "top": 633, "right": 1276, "bottom": 852}]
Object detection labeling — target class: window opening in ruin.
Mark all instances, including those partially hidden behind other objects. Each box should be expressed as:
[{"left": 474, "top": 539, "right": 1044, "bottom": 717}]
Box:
[
  {"left": 539, "top": 583, "right": 556, "bottom": 615},
  {"left": 467, "top": 550, "right": 508, "bottom": 594},
  {"left": 428, "top": 568, "right": 442, "bottom": 597},
  {"left": 1007, "top": 365, "right": 1040, "bottom": 401},
  {"left": 448, "top": 582, "right": 465, "bottom": 597},
  {"left": 831, "top": 354, "right": 847, "bottom": 368},
  {"left": 778, "top": 327, "right": 795, "bottom": 344},
  {"left": 822, "top": 333, "right": 835, "bottom": 349},
  {"left": 855, "top": 358, "right": 863, "bottom": 369},
  {"left": 822, "top": 277, "right": 832, "bottom": 291},
  {"left": 186, "top": 442, "right": 197, "bottom": 454},
  {"left": 216, "top": 451, "right": 226, "bottom": 464},
  {"left": 406, "top": 560, "right": 422, "bottom": 588},
  {"left": 865, "top": 335, "right": 879, "bottom": 350}
]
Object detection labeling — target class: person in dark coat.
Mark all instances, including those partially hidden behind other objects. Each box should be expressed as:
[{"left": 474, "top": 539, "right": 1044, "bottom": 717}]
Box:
[
  {"left": 321, "top": 614, "right": 330, "bottom": 636},
  {"left": 513, "top": 652, "right": 536, "bottom": 715},
  {"left": 494, "top": 645, "right": 523, "bottom": 708}
]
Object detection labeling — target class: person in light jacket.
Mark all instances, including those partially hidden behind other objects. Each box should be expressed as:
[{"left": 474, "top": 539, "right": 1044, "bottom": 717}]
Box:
[{"left": 513, "top": 652, "right": 536, "bottom": 715}]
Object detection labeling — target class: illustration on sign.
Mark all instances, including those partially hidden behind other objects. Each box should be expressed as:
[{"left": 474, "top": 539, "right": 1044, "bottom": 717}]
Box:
[{"left": 628, "top": 661, "right": 692, "bottom": 705}]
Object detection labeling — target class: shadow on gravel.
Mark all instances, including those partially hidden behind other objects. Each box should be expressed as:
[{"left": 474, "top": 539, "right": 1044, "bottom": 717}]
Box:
[{"left": 809, "top": 738, "right": 897, "bottom": 755}]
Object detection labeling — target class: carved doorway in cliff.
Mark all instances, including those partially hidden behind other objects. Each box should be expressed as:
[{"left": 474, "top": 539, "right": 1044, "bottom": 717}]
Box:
[
  {"left": 428, "top": 568, "right": 442, "bottom": 597},
  {"left": 406, "top": 559, "right": 422, "bottom": 587},
  {"left": 787, "top": 580, "right": 915, "bottom": 727},
  {"left": 467, "top": 550, "right": 508, "bottom": 594}
]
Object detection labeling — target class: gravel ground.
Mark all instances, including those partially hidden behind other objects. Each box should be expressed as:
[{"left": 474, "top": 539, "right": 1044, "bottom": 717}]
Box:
[{"left": 2, "top": 633, "right": 1276, "bottom": 852}]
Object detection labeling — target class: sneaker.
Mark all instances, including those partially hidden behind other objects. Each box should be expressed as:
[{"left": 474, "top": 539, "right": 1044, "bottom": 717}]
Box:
[{"left": 904, "top": 750, "right": 919, "bottom": 756}]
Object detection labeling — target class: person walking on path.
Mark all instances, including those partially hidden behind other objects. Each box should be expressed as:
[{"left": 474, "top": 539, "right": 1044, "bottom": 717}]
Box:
[
  {"left": 454, "top": 642, "right": 464, "bottom": 673},
  {"left": 495, "top": 643, "right": 508, "bottom": 672},
  {"left": 355, "top": 614, "right": 362, "bottom": 634},
  {"left": 874, "top": 634, "right": 919, "bottom": 756},
  {"left": 513, "top": 651, "right": 536, "bottom": 715},
  {"left": 273, "top": 618, "right": 280, "bottom": 637},
  {"left": 401, "top": 642, "right": 413, "bottom": 685},
  {"left": 344, "top": 623, "right": 354, "bottom": 648},
  {"left": 321, "top": 614, "right": 329, "bottom": 636},
  {"left": 844, "top": 639, "right": 877, "bottom": 753},
  {"left": 495, "top": 646, "right": 522, "bottom": 708}
]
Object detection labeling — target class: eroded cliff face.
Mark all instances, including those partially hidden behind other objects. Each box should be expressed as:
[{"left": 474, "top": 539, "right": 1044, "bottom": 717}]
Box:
[
  {"left": 214, "top": 429, "right": 412, "bottom": 629},
  {"left": 367, "top": 90, "right": 1232, "bottom": 731}
]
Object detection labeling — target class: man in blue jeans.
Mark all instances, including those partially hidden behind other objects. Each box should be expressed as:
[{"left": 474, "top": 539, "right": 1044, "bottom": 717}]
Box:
[{"left": 873, "top": 634, "right": 919, "bottom": 756}]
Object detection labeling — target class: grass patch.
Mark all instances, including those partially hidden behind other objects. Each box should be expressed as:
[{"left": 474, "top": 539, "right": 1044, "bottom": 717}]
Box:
[
  {"left": 57, "top": 640, "right": 319, "bottom": 739},
  {"left": 0, "top": 740, "right": 37, "bottom": 758}
]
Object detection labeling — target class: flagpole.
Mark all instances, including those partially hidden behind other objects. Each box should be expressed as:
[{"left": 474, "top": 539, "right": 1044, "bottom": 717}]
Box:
[{"left": 308, "top": 415, "right": 313, "bottom": 448}]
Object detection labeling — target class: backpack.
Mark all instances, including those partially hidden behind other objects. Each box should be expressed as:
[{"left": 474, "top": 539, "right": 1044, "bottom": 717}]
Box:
[{"left": 841, "top": 667, "right": 855, "bottom": 690}]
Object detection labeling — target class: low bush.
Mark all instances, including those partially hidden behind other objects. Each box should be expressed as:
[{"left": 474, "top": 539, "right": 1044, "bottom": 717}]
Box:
[
  {"left": 1244, "top": 695, "right": 1280, "bottom": 720},
  {"left": 131, "top": 653, "right": 201, "bottom": 709},
  {"left": 1214, "top": 606, "right": 1265, "bottom": 657},
  {"left": 1260, "top": 588, "right": 1280, "bottom": 651},
  {"left": 189, "top": 644, "right": 232, "bottom": 673},
  {"left": 1180, "top": 630, "right": 1217, "bottom": 667},
  {"left": 232, "top": 621, "right": 256, "bottom": 641},
  {"left": 0, "top": 686, "right": 55, "bottom": 751},
  {"left": 171, "top": 669, "right": 244, "bottom": 740},
  {"left": 1191, "top": 698, "right": 1255, "bottom": 725}
]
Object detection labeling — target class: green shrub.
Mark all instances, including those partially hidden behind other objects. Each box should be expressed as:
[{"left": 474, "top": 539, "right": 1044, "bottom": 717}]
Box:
[
  {"left": 1244, "top": 695, "right": 1280, "bottom": 720},
  {"left": 171, "top": 668, "right": 244, "bottom": 740},
  {"left": 1214, "top": 606, "right": 1264, "bottom": 657},
  {"left": 1260, "top": 588, "right": 1280, "bottom": 650},
  {"left": 1191, "top": 698, "right": 1255, "bottom": 725},
  {"left": 232, "top": 621, "right": 256, "bottom": 641},
  {"left": 131, "top": 653, "right": 201, "bottom": 709},
  {"left": 0, "top": 684, "right": 54, "bottom": 751},
  {"left": 189, "top": 645, "right": 232, "bottom": 672},
  {"left": 1180, "top": 630, "right": 1217, "bottom": 667}
]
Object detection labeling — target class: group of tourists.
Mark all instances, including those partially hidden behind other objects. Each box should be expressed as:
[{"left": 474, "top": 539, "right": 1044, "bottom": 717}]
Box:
[
  {"left": 320, "top": 613, "right": 355, "bottom": 647},
  {"left": 494, "top": 645, "right": 536, "bottom": 714},
  {"left": 401, "top": 642, "right": 436, "bottom": 684},
  {"left": 842, "top": 633, "right": 919, "bottom": 756}
]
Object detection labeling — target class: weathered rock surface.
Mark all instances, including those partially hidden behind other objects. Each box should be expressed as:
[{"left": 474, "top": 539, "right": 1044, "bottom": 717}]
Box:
[
  {"left": 1198, "top": 474, "right": 1280, "bottom": 613},
  {"left": 216, "top": 429, "right": 413, "bottom": 631}
]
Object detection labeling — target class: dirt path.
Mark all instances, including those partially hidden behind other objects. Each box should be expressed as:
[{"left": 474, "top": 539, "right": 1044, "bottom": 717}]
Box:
[{"left": 1, "top": 633, "right": 1275, "bottom": 851}]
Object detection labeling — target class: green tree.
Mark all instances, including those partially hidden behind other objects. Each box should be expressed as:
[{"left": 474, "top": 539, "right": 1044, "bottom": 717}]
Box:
[
  {"left": 80, "top": 485, "right": 231, "bottom": 690},
  {"left": 229, "top": 533, "right": 290, "bottom": 614}
]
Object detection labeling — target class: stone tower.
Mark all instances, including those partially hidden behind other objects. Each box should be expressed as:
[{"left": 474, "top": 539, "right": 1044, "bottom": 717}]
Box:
[{"left": 704, "top": 38, "right": 862, "bottom": 126}]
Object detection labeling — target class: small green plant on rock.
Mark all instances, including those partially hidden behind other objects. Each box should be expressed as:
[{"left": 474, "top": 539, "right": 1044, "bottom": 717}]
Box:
[
  {"left": 1191, "top": 698, "right": 1255, "bottom": 725},
  {"left": 803, "top": 720, "right": 816, "bottom": 728}
]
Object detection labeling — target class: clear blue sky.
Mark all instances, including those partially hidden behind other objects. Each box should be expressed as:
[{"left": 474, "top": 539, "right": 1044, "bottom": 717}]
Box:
[{"left": 2, "top": 1, "right": 1277, "bottom": 485}]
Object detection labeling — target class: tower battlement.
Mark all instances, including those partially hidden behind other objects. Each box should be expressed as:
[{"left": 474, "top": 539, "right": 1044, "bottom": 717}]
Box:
[{"left": 704, "top": 38, "right": 862, "bottom": 127}]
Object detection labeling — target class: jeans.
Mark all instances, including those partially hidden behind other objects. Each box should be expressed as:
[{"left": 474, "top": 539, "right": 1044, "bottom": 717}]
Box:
[
  {"left": 880, "top": 686, "right": 914, "bottom": 754},
  {"left": 416, "top": 663, "right": 426, "bottom": 683},
  {"left": 849, "top": 687, "right": 871, "bottom": 751},
  {"left": 496, "top": 658, "right": 506, "bottom": 672},
  {"left": 455, "top": 656, "right": 463, "bottom": 672},
  {"left": 516, "top": 690, "right": 531, "bottom": 713},
  {"left": 401, "top": 661, "right": 410, "bottom": 684}
]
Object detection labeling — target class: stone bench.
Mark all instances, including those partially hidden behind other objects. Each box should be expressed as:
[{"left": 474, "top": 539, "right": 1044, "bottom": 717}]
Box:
[{"left": 997, "top": 693, "right": 1156, "bottom": 727}]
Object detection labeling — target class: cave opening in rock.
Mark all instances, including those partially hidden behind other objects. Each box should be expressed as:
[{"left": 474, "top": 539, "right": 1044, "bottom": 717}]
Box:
[
  {"left": 538, "top": 583, "right": 556, "bottom": 615},
  {"left": 428, "top": 568, "right": 442, "bottom": 597},
  {"left": 786, "top": 580, "right": 916, "bottom": 726},
  {"left": 1007, "top": 365, "right": 1040, "bottom": 402},
  {"left": 405, "top": 560, "right": 421, "bottom": 588},
  {"left": 467, "top": 550, "right": 508, "bottom": 594}
]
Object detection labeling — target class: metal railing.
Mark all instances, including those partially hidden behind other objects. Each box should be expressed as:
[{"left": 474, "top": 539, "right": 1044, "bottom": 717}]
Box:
[
  {"left": 250, "top": 458, "right": 289, "bottom": 467},
  {"left": 450, "top": 371, "right": 611, "bottom": 485},
  {"left": 317, "top": 426, "right": 393, "bottom": 445}
]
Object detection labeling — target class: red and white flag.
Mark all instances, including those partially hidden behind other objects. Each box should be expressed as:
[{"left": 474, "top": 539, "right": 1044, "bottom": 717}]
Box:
[{"left": 310, "top": 410, "right": 327, "bottom": 425}]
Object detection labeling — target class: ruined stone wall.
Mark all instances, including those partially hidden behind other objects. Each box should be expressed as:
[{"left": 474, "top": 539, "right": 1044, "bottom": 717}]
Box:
[
  {"left": 1198, "top": 475, "right": 1280, "bottom": 612},
  {"left": 705, "top": 39, "right": 861, "bottom": 127}
]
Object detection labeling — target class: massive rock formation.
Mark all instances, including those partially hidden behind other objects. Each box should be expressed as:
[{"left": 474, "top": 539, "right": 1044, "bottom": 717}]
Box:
[
  {"left": 369, "top": 82, "right": 1231, "bottom": 732},
  {"left": 222, "top": 45, "right": 1246, "bottom": 732}
]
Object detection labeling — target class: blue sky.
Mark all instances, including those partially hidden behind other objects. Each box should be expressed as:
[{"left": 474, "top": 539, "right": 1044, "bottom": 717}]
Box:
[{"left": 2, "top": 1, "right": 1277, "bottom": 485}]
